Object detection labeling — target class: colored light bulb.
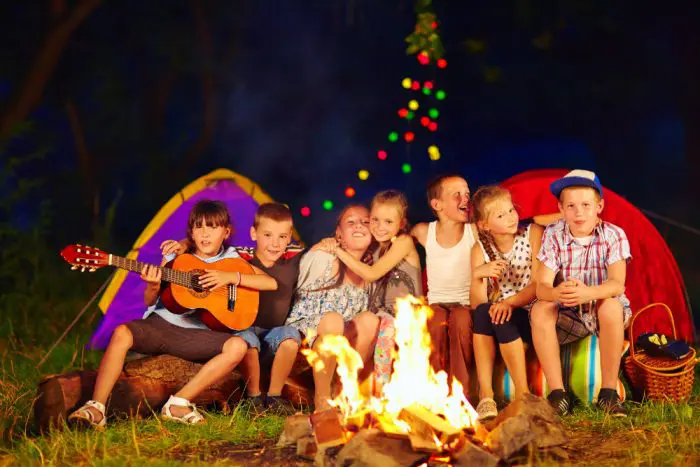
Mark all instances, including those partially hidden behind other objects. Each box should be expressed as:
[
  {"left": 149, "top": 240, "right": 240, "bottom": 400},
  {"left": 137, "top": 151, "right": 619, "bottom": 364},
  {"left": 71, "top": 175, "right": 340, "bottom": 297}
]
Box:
[
  {"left": 377, "top": 150, "right": 387, "bottom": 160},
  {"left": 323, "top": 200, "right": 334, "bottom": 211},
  {"left": 417, "top": 52, "right": 430, "bottom": 65},
  {"left": 406, "top": 111, "right": 414, "bottom": 120},
  {"left": 411, "top": 81, "right": 420, "bottom": 91},
  {"left": 428, "top": 122, "right": 438, "bottom": 131},
  {"left": 408, "top": 100, "right": 419, "bottom": 110},
  {"left": 398, "top": 108, "right": 409, "bottom": 118},
  {"left": 388, "top": 131, "right": 399, "bottom": 142},
  {"left": 428, "top": 108, "right": 439, "bottom": 119},
  {"left": 404, "top": 131, "right": 415, "bottom": 142},
  {"left": 429, "top": 151, "right": 441, "bottom": 161},
  {"left": 300, "top": 206, "right": 311, "bottom": 217},
  {"left": 345, "top": 187, "right": 356, "bottom": 198},
  {"left": 437, "top": 58, "right": 447, "bottom": 69},
  {"left": 424, "top": 81, "right": 434, "bottom": 89},
  {"left": 401, "top": 77, "right": 412, "bottom": 89},
  {"left": 402, "top": 163, "right": 412, "bottom": 174},
  {"left": 358, "top": 169, "right": 370, "bottom": 180},
  {"left": 422, "top": 87, "right": 432, "bottom": 96},
  {"left": 420, "top": 116, "right": 430, "bottom": 126},
  {"left": 436, "top": 90, "right": 446, "bottom": 100}
]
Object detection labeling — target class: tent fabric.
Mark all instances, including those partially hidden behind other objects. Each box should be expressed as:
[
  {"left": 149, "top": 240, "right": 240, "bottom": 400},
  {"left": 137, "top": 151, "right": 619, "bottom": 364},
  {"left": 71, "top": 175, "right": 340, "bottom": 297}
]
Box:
[
  {"left": 89, "top": 168, "right": 301, "bottom": 350},
  {"left": 501, "top": 169, "right": 694, "bottom": 344}
]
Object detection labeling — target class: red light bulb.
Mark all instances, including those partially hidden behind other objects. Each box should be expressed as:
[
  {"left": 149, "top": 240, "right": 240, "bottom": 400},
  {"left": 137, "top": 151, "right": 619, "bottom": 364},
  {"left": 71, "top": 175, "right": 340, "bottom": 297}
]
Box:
[
  {"left": 437, "top": 58, "right": 447, "bottom": 69},
  {"left": 300, "top": 206, "right": 311, "bottom": 217},
  {"left": 428, "top": 122, "right": 438, "bottom": 132},
  {"left": 345, "top": 187, "right": 356, "bottom": 198},
  {"left": 404, "top": 131, "right": 415, "bottom": 142},
  {"left": 398, "top": 108, "right": 408, "bottom": 118},
  {"left": 377, "top": 150, "right": 388, "bottom": 160},
  {"left": 420, "top": 116, "right": 430, "bottom": 126}
]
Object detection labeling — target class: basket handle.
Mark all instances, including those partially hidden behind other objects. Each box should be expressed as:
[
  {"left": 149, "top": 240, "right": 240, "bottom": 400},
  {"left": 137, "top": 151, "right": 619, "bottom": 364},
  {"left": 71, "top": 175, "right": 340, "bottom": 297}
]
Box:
[{"left": 628, "top": 302, "right": 676, "bottom": 360}]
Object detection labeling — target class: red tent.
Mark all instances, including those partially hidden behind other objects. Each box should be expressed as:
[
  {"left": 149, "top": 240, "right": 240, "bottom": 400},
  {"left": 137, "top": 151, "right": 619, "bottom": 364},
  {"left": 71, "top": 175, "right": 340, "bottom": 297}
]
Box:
[{"left": 501, "top": 169, "right": 694, "bottom": 344}]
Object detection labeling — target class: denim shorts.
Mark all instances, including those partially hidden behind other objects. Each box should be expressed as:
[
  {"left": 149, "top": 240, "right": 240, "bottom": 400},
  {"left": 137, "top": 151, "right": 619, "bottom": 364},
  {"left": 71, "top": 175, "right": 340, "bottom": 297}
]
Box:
[{"left": 233, "top": 325, "right": 301, "bottom": 354}]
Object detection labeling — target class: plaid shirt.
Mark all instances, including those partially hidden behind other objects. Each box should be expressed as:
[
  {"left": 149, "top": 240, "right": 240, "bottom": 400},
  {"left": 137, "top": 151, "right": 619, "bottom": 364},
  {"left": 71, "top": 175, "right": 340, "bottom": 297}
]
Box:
[{"left": 537, "top": 218, "right": 632, "bottom": 334}]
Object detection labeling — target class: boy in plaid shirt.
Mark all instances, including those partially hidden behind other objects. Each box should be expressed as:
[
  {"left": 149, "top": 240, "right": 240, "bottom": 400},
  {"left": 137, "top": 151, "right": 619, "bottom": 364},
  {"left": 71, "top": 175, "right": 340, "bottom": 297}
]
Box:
[{"left": 532, "top": 170, "right": 632, "bottom": 417}]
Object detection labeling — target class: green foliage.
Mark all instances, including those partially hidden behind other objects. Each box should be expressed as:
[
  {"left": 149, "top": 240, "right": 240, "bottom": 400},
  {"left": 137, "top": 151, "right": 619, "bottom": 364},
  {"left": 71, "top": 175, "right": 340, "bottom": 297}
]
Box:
[{"left": 405, "top": 0, "right": 444, "bottom": 59}]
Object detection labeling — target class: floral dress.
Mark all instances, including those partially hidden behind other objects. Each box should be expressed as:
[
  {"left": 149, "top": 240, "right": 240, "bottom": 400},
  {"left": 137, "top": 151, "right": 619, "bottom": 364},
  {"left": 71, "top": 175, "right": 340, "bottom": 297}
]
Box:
[{"left": 285, "top": 251, "right": 368, "bottom": 344}]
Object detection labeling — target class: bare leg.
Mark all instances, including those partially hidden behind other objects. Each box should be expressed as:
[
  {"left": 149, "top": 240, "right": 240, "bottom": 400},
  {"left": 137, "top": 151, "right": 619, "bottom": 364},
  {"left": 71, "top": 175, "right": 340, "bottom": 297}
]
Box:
[
  {"left": 239, "top": 348, "right": 261, "bottom": 396},
  {"left": 530, "top": 301, "right": 564, "bottom": 390},
  {"left": 473, "top": 334, "right": 496, "bottom": 399},
  {"left": 348, "top": 311, "right": 380, "bottom": 364},
  {"left": 268, "top": 340, "right": 299, "bottom": 396},
  {"left": 597, "top": 299, "right": 624, "bottom": 390},
  {"left": 76, "top": 324, "right": 134, "bottom": 422},
  {"left": 312, "top": 312, "right": 344, "bottom": 411},
  {"left": 171, "top": 336, "right": 248, "bottom": 417},
  {"left": 499, "top": 338, "right": 529, "bottom": 398}
]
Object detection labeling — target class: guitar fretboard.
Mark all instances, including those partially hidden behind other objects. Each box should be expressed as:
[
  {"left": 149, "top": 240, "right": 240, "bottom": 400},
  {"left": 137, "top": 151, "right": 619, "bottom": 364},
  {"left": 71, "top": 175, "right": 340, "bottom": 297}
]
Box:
[{"left": 110, "top": 256, "right": 194, "bottom": 288}]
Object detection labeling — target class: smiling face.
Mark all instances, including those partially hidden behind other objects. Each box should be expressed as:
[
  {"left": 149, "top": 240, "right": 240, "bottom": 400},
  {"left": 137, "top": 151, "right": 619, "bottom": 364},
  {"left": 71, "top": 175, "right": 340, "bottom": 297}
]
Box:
[
  {"left": 558, "top": 186, "right": 603, "bottom": 237},
  {"left": 370, "top": 202, "right": 404, "bottom": 243},
  {"left": 336, "top": 205, "right": 371, "bottom": 253},
  {"left": 431, "top": 177, "right": 470, "bottom": 223},
  {"left": 190, "top": 218, "right": 231, "bottom": 258},
  {"left": 479, "top": 196, "right": 519, "bottom": 235},
  {"left": 250, "top": 217, "right": 293, "bottom": 265}
]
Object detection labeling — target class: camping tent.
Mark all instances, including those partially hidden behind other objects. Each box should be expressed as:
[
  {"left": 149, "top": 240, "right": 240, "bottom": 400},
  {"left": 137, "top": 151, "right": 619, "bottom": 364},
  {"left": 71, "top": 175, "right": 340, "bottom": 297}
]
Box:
[
  {"left": 89, "top": 168, "right": 302, "bottom": 350},
  {"left": 501, "top": 169, "right": 695, "bottom": 344}
]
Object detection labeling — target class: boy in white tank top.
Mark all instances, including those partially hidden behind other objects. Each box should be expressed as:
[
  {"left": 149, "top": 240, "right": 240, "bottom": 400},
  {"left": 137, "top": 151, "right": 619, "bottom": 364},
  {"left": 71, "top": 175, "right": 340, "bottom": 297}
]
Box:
[{"left": 412, "top": 174, "right": 478, "bottom": 401}]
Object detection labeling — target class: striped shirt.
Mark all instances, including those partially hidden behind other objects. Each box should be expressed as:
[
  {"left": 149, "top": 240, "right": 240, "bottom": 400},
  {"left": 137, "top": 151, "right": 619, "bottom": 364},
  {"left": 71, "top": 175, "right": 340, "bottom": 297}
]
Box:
[{"left": 537, "top": 219, "right": 632, "bottom": 334}]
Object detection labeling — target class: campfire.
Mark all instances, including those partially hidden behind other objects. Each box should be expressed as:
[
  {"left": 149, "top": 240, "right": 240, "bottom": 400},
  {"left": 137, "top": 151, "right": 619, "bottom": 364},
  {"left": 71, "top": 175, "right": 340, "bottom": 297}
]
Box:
[{"left": 279, "top": 296, "right": 568, "bottom": 466}]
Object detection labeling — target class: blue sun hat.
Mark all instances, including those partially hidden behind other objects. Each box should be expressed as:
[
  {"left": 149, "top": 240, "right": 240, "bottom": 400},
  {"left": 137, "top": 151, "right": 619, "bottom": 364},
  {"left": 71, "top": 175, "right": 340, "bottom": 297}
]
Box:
[{"left": 550, "top": 169, "right": 604, "bottom": 198}]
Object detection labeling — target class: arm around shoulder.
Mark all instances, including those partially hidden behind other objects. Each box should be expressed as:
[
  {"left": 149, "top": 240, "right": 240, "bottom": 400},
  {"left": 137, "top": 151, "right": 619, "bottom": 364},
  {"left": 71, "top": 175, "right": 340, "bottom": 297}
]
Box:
[
  {"left": 240, "top": 265, "right": 278, "bottom": 291},
  {"left": 470, "top": 243, "right": 488, "bottom": 307},
  {"left": 337, "top": 234, "right": 414, "bottom": 282}
]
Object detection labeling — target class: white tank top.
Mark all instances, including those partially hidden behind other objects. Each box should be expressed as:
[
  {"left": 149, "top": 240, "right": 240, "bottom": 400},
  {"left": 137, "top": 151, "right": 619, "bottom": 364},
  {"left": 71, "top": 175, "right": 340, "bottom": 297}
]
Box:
[{"left": 426, "top": 221, "right": 475, "bottom": 305}]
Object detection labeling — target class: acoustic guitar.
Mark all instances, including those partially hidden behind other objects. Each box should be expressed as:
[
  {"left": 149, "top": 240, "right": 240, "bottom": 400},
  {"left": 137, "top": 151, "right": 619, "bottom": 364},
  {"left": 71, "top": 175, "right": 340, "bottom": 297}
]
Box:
[{"left": 60, "top": 244, "right": 259, "bottom": 331}]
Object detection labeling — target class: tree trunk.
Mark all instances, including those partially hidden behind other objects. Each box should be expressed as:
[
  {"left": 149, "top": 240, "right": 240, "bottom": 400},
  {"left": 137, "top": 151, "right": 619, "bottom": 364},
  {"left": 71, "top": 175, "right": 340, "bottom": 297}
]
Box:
[
  {"left": 0, "top": 0, "right": 102, "bottom": 141},
  {"left": 177, "top": 0, "right": 217, "bottom": 182},
  {"left": 65, "top": 98, "right": 100, "bottom": 233}
]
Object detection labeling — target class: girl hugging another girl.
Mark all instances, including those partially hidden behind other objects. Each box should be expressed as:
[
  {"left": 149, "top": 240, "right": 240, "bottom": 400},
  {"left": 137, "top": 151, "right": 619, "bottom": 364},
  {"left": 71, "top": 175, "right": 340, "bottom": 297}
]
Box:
[
  {"left": 470, "top": 186, "right": 543, "bottom": 420},
  {"left": 319, "top": 190, "right": 422, "bottom": 393}
]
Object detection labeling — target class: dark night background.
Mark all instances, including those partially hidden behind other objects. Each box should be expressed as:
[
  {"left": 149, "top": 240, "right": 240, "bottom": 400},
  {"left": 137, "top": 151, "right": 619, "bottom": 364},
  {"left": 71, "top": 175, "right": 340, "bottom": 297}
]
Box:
[{"left": 0, "top": 0, "right": 698, "bottom": 330}]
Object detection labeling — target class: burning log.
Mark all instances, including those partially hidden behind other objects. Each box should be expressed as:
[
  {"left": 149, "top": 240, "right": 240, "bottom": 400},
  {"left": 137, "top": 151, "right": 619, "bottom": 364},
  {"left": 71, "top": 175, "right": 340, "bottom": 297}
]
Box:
[
  {"left": 399, "top": 403, "right": 462, "bottom": 449},
  {"left": 310, "top": 409, "right": 348, "bottom": 449}
]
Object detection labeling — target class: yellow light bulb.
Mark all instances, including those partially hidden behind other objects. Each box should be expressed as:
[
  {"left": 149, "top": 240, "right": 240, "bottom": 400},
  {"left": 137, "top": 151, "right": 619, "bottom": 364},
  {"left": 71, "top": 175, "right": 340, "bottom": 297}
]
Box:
[
  {"left": 408, "top": 100, "right": 419, "bottom": 111},
  {"left": 358, "top": 169, "right": 370, "bottom": 181}
]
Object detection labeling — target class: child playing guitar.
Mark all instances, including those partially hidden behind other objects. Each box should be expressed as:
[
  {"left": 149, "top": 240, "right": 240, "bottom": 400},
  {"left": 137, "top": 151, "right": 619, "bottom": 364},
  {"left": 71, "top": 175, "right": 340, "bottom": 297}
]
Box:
[{"left": 68, "top": 200, "right": 277, "bottom": 428}]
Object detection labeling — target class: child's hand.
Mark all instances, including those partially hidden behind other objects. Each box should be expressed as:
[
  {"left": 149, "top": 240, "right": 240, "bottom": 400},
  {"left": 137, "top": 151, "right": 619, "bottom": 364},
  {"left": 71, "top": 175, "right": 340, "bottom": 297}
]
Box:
[
  {"left": 314, "top": 237, "right": 338, "bottom": 255},
  {"left": 140, "top": 264, "right": 162, "bottom": 286},
  {"left": 161, "top": 239, "right": 187, "bottom": 256},
  {"left": 489, "top": 301, "right": 513, "bottom": 324},
  {"left": 558, "top": 279, "right": 592, "bottom": 307},
  {"left": 198, "top": 269, "right": 240, "bottom": 290},
  {"left": 476, "top": 260, "right": 508, "bottom": 279}
]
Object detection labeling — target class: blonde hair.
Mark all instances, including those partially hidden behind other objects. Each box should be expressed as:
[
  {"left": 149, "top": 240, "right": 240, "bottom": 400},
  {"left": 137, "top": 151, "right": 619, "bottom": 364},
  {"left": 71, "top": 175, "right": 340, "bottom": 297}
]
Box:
[
  {"left": 471, "top": 185, "right": 512, "bottom": 224},
  {"left": 371, "top": 189, "right": 410, "bottom": 235}
]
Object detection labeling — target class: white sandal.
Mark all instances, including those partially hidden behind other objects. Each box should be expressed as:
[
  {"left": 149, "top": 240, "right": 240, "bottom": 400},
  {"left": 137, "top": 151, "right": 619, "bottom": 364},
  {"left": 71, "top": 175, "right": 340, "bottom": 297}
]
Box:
[
  {"left": 68, "top": 400, "right": 106, "bottom": 430},
  {"left": 161, "top": 395, "right": 206, "bottom": 425}
]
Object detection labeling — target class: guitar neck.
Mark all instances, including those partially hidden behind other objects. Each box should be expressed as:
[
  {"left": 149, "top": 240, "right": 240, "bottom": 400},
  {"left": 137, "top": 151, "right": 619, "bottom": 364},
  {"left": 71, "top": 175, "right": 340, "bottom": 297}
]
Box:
[{"left": 109, "top": 255, "right": 192, "bottom": 288}]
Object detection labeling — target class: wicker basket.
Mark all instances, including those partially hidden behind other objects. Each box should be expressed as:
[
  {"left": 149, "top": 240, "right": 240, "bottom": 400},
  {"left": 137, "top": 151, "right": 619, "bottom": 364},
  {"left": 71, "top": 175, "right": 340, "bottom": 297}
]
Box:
[{"left": 623, "top": 303, "right": 697, "bottom": 402}]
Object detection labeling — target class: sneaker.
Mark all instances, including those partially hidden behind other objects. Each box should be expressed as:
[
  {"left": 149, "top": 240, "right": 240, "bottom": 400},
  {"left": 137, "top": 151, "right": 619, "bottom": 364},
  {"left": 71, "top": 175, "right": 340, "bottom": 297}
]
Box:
[
  {"left": 476, "top": 398, "right": 498, "bottom": 421},
  {"left": 597, "top": 388, "right": 627, "bottom": 417},
  {"left": 547, "top": 389, "right": 573, "bottom": 416},
  {"left": 245, "top": 394, "right": 266, "bottom": 412},
  {"left": 265, "top": 395, "right": 295, "bottom": 414}
]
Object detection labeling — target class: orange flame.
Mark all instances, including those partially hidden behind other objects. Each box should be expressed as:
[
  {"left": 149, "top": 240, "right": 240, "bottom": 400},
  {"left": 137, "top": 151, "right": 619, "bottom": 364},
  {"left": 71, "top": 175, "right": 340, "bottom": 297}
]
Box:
[{"left": 303, "top": 295, "right": 479, "bottom": 439}]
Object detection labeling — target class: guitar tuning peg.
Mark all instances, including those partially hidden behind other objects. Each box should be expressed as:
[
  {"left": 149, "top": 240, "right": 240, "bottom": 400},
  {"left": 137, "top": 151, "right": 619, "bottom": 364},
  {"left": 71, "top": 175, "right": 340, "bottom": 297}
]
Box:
[{"left": 71, "top": 265, "right": 78, "bottom": 270}]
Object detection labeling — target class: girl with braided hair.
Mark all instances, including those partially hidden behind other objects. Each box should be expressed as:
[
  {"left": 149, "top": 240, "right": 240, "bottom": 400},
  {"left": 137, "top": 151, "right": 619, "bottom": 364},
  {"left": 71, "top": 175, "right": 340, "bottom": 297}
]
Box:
[{"left": 470, "top": 186, "right": 544, "bottom": 420}]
